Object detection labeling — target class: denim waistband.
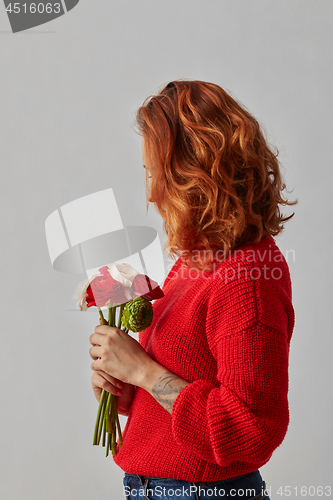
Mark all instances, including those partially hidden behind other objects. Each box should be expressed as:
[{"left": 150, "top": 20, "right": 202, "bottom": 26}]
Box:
[{"left": 124, "top": 469, "right": 260, "bottom": 485}]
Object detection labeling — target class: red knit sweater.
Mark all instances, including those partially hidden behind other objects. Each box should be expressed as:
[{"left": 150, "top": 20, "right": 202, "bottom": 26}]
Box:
[{"left": 113, "top": 235, "right": 295, "bottom": 482}]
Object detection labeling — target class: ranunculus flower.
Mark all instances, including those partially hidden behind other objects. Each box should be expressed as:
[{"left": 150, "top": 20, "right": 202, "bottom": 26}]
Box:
[
  {"left": 76, "top": 263, "right": 141, "bottom": 310},
  {"left": 121, "top": 296, "right": 154, "bottom": 332},
  {"left": 131, "top": 274, "right": 164, "bottom": 301},
  {"left": 86, "top": 273, "right": 129, "bottom": 308}
]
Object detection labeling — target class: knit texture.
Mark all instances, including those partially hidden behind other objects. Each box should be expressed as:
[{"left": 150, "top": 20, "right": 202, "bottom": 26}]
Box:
[{"left": 113, "top": 235, "right": 295, "bottom": 482}]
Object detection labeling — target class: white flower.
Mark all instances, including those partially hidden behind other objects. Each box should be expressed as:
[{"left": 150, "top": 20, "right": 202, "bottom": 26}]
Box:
[{"left": 101, "top": 262, "right": 140, "bottom": 288}]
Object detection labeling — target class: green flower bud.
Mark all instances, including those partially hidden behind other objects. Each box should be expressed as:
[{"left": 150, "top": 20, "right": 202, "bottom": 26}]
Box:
[{"left": 121, "top": 297, "right": 153, "bottom": 332}]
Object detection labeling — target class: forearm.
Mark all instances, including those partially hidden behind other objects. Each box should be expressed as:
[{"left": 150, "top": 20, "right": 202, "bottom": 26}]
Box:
[{"left": 138, "top": 361, "right": 190, "bottom": 414}]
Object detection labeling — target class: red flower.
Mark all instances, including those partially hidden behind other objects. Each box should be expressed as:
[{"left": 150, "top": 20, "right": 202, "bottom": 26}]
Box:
[
  {"left": 86, "top": 273, "right": 129, "bottom": 307},
  {"left": 131, "top": 274, "right": 164, "bottom": 301}
]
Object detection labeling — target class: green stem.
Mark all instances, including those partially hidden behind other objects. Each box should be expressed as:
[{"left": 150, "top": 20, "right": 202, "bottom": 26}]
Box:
[
  {"left": 111, "top": 395, "right": 117, "bottom": 455},
  {"left": 116, "top": 408, "right": 123, "bottom": 449},
  {"left": 112, "top": 306, "right": 116, "bottom": 327},
  {"left": 106, "top": 431, "right": 111, "bottom": 457},
  {"left": 93, "top": 389, "right": 106, "bottom": 445},
  {"left": 105, "top": 393, "right": 113, "bottom": 457},
  {"left": 117, "top": 303, "right": 125, "bottom": 329},
  {"left": 97, "top": 393, "right": 107, "bottom": 445},
  {"left": 110, "top": 427, "right": 115, "bottom": 453},
  {"left": 101, "top": 409, "right": 106, "bottom": 447},
  {"left": 105, "top": 392, "right": 112, "bottom": 433},
  {"left": 97, "top": 308, "right": 106, "bottom": 325}
]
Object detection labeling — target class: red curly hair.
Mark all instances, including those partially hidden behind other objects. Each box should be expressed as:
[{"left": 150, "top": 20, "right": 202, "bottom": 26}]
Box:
[{"left": 135, "top": 80, "right": 297, "bottom": 271}]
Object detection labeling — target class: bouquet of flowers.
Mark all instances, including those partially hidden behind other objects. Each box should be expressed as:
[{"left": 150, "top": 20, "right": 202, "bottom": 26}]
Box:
[{"left": 74, "top": 262, "right": 164, "bottom": 456}]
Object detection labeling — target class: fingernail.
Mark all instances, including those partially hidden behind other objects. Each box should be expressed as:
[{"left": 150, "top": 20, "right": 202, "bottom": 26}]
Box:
[{"left": 117, "top": 382, "right": 123, "bottom": 389}]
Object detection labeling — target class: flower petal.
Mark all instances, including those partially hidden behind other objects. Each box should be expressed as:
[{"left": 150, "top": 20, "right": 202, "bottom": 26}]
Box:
[
  {"left": 131, "top": 274, "right": 165, "bottom": 301},
  {"left": 99, "top": 262, "right": 140, "bottom": 287}
]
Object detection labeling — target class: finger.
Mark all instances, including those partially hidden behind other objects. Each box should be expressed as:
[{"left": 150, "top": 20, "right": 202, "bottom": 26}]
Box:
[
  {"left": 89, "top": 345, "right": 101, "bottom": 360},
  {"left": 94, "top": 324, "right": 118, "bottom": 335},
  {"left": 90, "top": 359, "right": 103, "bottom": 372},
  {"left": 94, "top": 370, "right": 124, "bottom": 389},
  {"left": 89, "top": 332, "right": 105, "bottom": 345},
  {"left": 92, "top": 372, "right": 123, "bottom": 396},
  {"left": 89, "top": 342, "right": 99, "bottom": 360}
]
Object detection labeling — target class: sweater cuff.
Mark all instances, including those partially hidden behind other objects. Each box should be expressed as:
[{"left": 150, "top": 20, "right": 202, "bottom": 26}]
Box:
[{"left": 171, "top": 379, "right": 218, "bottom": 462}]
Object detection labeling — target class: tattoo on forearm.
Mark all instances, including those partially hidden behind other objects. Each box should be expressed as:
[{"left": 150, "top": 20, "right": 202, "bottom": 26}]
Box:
[{"left": 151, "top": 371, "right": 190, "bottom": 414}]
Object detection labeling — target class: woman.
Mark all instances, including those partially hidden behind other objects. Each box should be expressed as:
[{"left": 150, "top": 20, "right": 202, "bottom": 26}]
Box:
[{"left": 89, "top": 80, "right": 296, "bottom": 500}]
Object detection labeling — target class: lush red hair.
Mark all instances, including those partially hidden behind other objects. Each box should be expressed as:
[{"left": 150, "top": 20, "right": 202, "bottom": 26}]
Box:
[{"left": 135, "top": 80, "right": 297, "bottom": 271}]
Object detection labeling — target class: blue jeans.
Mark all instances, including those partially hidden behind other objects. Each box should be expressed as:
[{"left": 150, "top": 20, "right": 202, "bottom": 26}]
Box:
[{"left": 123, "top": 470, "right": 270, "bottom": 499}]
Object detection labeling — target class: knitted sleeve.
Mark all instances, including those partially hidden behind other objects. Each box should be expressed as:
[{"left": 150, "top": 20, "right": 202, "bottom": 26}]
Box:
[{"left": 171, "top": 262, "right": 294, "bottom": 467}]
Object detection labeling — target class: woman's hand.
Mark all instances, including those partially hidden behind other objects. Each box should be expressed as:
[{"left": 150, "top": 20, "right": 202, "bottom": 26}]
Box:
[
  {"left": 89, "top": 320, "right": 190, "bottom": 415},
  {"left": 89, "top": 322, "right": 155, "bottom": 388},
  {"left": 91, "top": 370, "right": 135, "bottom": 416}
]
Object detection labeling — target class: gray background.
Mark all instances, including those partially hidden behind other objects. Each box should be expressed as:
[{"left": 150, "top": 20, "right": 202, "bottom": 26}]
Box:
[{"left": 0, "top": 1, "right": 332, "bottom": 499}]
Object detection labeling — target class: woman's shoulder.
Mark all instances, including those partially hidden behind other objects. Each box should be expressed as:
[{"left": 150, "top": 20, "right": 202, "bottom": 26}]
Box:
[
  {"left": 211, "top": 235, "right": 291, "bottom": 282},
  {"left": 207, "top": 235, "right": 294, "bottom": 338}
]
